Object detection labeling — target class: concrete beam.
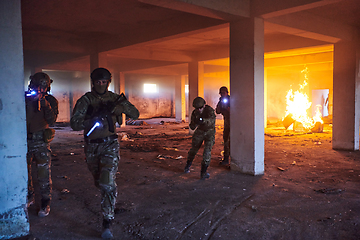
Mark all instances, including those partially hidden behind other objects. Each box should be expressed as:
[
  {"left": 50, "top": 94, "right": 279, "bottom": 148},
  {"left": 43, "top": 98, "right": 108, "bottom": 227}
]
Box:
[
  {"left": 138, "top": 0, "right": 250, "bottom": 20},
  {"left": 265, "top": 11, "right": 357, "bottom": 43},
  {"left": 107, "top": 47, "right": 193, "bottom": 62},
  {"left": 253, "top": 0, "right": 341, "bottom": 18}
]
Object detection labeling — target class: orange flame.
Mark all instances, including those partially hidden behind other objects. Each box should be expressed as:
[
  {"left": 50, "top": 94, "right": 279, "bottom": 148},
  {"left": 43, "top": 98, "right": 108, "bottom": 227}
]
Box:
[{"left": 283, "top": 66, "right": 323, "bottom": 130}]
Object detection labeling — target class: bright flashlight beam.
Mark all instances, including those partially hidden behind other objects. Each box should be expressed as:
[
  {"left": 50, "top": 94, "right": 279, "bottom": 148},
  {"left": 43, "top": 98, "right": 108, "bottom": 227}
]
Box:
[
  {"left": 86, "top": 122, "right": 100, "bottom": 136},
  {"left": 222, "top": 98, "right": 228, "bottom": 103},
  {"left": 26, "top": 90, "right": 37, "bottom": 97}
]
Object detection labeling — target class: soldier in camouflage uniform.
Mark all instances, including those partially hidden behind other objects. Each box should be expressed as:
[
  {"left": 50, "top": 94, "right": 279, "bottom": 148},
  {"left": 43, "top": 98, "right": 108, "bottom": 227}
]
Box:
[
  {"left": 26, "top": 72, "right": 59, "bottom": 217},
  {"left": 70, "top": 67, "right": 139, "bottom": 240},
  {"left": 184, "top": 97, "right": 216, "bottom": 180},
  {"left": 216, "top": 86, "right": 230, "bottom": 165}
]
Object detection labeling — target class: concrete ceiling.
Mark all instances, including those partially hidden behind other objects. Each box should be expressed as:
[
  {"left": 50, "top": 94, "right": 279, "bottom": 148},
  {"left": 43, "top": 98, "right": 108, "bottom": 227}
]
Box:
[{"left": 21, "top": 0, "right": 360, "bottom": 74}]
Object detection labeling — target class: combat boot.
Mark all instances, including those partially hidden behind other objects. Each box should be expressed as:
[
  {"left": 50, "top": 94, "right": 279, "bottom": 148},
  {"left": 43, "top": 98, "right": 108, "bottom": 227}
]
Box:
[
  {"left": 184, "top": 160, "right": 192, "bottom": 173},
  {"left": 200, "top": 164, "right": 210, "bottom": 180},
  {"left": 220, "top": 156, "right": 230, "bottom": 165},
  {"left": 38, "top": 199, "right": 50, "bottom": 217},
  {"left": 101, "top": 219, "right": 114, "bottom": 239}
]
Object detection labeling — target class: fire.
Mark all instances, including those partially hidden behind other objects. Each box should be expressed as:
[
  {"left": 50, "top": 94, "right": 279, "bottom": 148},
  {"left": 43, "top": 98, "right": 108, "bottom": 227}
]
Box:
[
  {"left": 283, "top": 66, "right": 324, "bottom": 131},
  {"left": 284, "top": 80, "right": 314, "bottom": 129},
  {"left": 313, "top": 104, "right": 324, "bottom": 124}
]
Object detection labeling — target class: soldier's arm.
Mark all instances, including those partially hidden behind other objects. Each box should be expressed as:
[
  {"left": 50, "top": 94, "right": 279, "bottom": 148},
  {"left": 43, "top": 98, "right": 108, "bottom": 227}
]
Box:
[
  {"left": 202, "top": 107, "right": 216, "bottom": 128},
  {"left": 70, "top": 95, "right": 90, "bottom": 131},
  {"left": 121, "top": 100, "right": 139, "bottom": 120},
  {"left": 189, "top": 110, "right": 198, "bottom": 130},
  {"left": 215, "top": 100, "right": 222, "bottom": 114},
  {"left": 43, "top": 95, "right": 59, "bottom": 125}
]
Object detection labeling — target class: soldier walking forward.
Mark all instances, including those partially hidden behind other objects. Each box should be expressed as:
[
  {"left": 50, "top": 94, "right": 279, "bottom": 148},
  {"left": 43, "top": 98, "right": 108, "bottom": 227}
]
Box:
[
  {"left": 70, "top": 68, "right": 139, "bottom": 239},
  {"left": 26, "top": 72, "right": 58, "bottom": 217},
  {"left": 184, "top": 97, "right": 216, "bottom": 180}
]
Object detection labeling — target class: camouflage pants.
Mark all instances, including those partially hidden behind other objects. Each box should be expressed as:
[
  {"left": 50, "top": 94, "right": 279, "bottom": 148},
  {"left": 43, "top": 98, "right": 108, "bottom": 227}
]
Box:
[
  {"left": 187, "top": 128, "right": 215, "bottom": 166},
  {"left": 27, "top": 140, "right": 52, "bottom": 202},
  {"left": 84, "top": 139, "right": 120, "bottom": 221},
  {"left": 223, "top": 120, "right": 230, "bottom": 158}
]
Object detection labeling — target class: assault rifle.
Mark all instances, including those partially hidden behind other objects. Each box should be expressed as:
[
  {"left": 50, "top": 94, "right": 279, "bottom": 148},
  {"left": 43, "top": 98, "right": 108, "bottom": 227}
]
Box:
[{"left": 86, "top": 93, "right": 127, "bottom": 136}]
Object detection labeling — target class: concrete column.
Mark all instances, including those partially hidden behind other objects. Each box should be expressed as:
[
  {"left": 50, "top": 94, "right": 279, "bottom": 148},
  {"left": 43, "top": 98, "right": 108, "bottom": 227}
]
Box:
[
  {"left": 229, "top": 17, "right": 264, "bottom": 175},
  {"left": 89, "top": 52, "right": 107, "bottom": 88},
  {"left": 333, "top": 39, "right": 360, "bottom": 150},
  {"left": 188, "top": 62, "right": 204, "bottom": 103},
  {"left": 188, "top": 62, "right": 204, "bottom": 133},
  {"left": 0, "top": 0, "right": 30, "bottom": 238},
  {"left": 120, "top": 72, "right": 126, "bottom": 127},
  {"left": 175, "top": 75, "right": 186, "bottom": 122}
]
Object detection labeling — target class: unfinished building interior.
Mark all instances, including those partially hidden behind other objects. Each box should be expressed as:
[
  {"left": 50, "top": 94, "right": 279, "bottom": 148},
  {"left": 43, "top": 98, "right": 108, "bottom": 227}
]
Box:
[{"left": 1, "top": 0, "right": 360, "bottom": 239}]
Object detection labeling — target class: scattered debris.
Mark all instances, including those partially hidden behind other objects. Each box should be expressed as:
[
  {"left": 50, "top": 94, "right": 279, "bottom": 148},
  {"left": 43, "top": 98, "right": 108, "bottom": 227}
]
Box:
[
  {"left": 163, "top": 147, "right": 179, "bottom": 151},
  {"left": 175, "top": 156, "right": 184, "bottom": 160},
  {"left": 314, "top": 188, "right": 343, "bottom": 194},
  {"left": 126, "top": 120, "right": 148, "bottom": 126},
  {"left": 314, "top": 141, "right": 322, "bottom": 145},
  {"left": 277, "top": 167, "right": 285, "bottom": 171},
  {"left": 119, "top": 132, "right": 134, "bottom": 141},
  {"left": 251, "top": 205, "right": 257, "bottom": 212},
  {"left": 291, "top": 161, "right": 296, "bottom": 165},
  {"left": 61, "top": 189, "right": 70, "bottom": 194},
  {"left": 57, "top": 175, "right": 70, "bottom": 180}
]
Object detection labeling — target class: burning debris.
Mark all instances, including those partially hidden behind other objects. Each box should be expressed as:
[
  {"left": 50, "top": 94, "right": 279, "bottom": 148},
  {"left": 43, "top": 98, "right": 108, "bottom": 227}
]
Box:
[{"left": 282, "top": 67, "right": 324, "bottom": 133}]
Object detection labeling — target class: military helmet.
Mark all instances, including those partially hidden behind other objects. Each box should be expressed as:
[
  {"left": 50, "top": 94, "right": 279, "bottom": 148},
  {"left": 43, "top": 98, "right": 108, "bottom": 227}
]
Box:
[
  {"left": 29, "top": 72, "right": 52, "bottom": 90},
  {"left": 219, "top": 86, "right": 229, "bottom": 94},
  {"left": 193, "top": 97, "right": 206, "bottom": 108},
  {"left": 91, "top": 68, "right": 112, "bottom": 82}
]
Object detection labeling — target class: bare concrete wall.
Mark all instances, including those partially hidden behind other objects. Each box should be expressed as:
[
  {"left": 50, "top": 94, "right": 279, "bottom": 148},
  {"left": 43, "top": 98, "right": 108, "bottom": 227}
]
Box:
[{"left": 125, "top": 74, "right": 176, "bottom": 119}]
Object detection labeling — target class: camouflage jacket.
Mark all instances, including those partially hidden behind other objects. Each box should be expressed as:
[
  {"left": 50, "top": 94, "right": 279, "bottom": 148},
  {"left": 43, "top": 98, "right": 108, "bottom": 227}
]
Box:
[
  {"left": 189, "top": 105, "right": 216, "bottom": 132},
  {"left": 71, "top": 90, "right": 139, "bottom": 139},
  {"left": 215, "top": 95, "right": 230, "bottom": 124},
  {"left": 26, "top": 94, "right": 59, "bottom": 134}
]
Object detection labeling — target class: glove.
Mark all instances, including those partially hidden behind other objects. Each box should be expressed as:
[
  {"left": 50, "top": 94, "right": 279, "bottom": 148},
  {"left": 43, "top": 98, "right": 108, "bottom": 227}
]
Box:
[
  {"left": 40, "top": 97, "right": 51, "bottom": 109},
  {"left": 113, "top": 104, "right": 124, "bottom": 116}
]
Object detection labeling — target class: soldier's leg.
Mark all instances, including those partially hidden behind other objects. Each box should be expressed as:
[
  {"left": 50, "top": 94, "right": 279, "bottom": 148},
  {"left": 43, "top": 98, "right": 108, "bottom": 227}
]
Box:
[
  {"left": 98, "top": 140, "right": 119, "bottom": 239},
  {"left": 220, "top": 125, "right": 230, "bottom": 165},
  {"left": 185, "top": 132, "right": 204, "bottom": 173},
  {"left": 34, "top": 141, "right": 52, "bottom": 217},
  {"left": 85, "top": 142, "right": 101, "bottom": 188},
  {"left": 223, "top": 125, "right": 230, "bottom": 158},
  {"left": 201, "top": 131, "right": 215, "bottom": 179},
  {"left": 98, "top": 141, "right": 119, "bottom": 220},
  {"left": 26, "top": 146, "right": 35, "bottom": 206}
]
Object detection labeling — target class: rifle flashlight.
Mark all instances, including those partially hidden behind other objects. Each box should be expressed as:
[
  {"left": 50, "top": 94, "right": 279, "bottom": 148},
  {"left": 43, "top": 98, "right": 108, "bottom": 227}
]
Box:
[
  {"left": 26, "top": 90, "right": 37, "bottom": 97},
  {"left": 86, "top": 122, "right": 100, "bottom": 137}
]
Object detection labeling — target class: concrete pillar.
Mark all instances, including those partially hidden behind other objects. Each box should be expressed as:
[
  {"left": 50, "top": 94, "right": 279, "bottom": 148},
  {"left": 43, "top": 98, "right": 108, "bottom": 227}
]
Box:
[
  {"left": 229, "top": 17, "right": 264, "bottom": 175},
  {"left": 0, "top": 0, "right": 30, "bottom": 238},
  {"left": 188, "top": 62, "right": 204, "bottom": 102},
  {"left": 333, "top": 39, "right": 360, "bottom": 150},
  {"left": 175, "top": 75, "right": 186, "bottom": 122},
  {"left": 120, "top": 72, "right": 126, "bottom": 127},
  {"left": 89, "top": 52, "right": 107, "bottom": 88},
  {"left": 188, "top": 61, "right": 204, "bottom": 133}
]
